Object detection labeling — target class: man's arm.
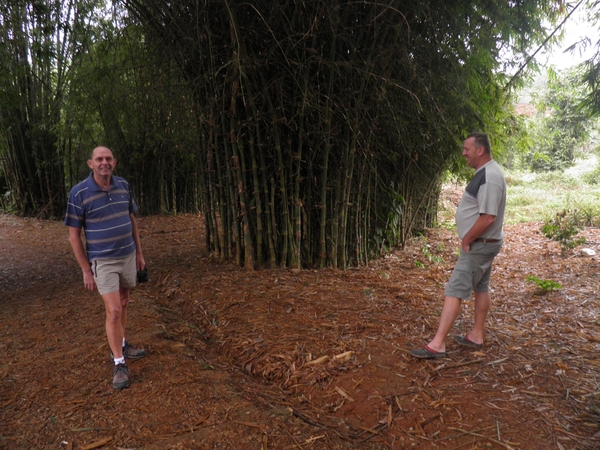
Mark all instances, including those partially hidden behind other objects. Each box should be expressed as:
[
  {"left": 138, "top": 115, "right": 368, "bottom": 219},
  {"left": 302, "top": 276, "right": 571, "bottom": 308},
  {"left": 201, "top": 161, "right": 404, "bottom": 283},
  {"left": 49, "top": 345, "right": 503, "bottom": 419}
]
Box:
[
  {"left": 461, "top": 213, "right": 496, "bottom": 252},
  {"left": 130, "top": 213, "right": 146, "bottom": 271},
  {"left": 68, "top": 226, "right": 96, "bottom": 291}
]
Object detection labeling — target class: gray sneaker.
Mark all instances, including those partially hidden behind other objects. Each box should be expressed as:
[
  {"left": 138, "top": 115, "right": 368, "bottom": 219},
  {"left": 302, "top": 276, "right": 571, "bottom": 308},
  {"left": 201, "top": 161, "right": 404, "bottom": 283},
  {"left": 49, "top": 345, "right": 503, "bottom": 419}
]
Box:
[
  {"left": 110, "top": 342, "right": 148, "bottom": 361},
  {"left": 112, "top": 363, "right": 130, "bottom": 389}
]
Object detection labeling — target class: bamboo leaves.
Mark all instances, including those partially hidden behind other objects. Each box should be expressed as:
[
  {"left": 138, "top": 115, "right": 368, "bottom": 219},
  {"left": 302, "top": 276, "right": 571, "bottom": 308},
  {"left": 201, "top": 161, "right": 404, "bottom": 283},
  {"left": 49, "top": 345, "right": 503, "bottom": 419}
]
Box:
[
  {"left": 0, "top": 0, "right": 563, "bottom": 267},
  {"left": 119, "top": 0, "right": 563, "bottom": 268}
]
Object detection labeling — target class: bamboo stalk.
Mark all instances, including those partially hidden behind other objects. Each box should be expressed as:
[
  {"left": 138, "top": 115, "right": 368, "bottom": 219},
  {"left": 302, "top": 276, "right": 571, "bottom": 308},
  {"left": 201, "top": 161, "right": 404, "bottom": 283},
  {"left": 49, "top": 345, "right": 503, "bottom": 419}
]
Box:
[
  {"left": 256, "top": 117, "right": 277, "bottom": 268},
  {"left": 213, "top": 124, "right": 229, "bottom": 261},
  {"left": 221, "top": 115, "right": 241, "bottom": 265},
  {"left": 247, "top": 125, "right": 264, "bottom": 265},
  {"left": 227, "top": 7, "right": 254, "bottom": 268},
  {"left": 318, "top": 31, "right": 338, "bottom": 268},
  {"left": 260, "top": 72, "right": 293, "bottom": 267}
]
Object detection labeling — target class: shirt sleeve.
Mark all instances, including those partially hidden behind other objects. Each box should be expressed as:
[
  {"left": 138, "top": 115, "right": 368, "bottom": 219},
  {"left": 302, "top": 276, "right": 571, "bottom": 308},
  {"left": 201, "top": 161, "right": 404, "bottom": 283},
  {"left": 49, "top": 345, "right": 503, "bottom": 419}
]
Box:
[
  {"left": 64, "top": 188, "right": 84, "bottom": 228},
  {"left": 478, "top": 181, "right": 504, "bottom": 216}
]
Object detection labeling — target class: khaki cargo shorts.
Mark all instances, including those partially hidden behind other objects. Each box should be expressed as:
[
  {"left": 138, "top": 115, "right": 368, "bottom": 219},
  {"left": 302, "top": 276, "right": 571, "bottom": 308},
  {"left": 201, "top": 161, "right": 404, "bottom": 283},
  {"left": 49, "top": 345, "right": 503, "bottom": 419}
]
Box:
[
  {"left": 91, "top": 253, "right": 137, "bottom": 295},
  {"left": 444, "top": 240, "right": 502, "bottom": 300}
]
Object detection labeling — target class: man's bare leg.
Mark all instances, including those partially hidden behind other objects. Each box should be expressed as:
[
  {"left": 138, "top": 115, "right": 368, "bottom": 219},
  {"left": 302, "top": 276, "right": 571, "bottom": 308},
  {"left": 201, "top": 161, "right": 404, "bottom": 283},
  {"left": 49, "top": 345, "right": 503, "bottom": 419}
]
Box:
[
  {"left": 425, "top": 295, "right": 462, "bottom": 353},
  {"left": 102, "top": 290, "right": 125, "bottom": 359},
  {"left": 119, "top": 287, "right": 130, "bottom": 345},
  {"left": 466, "top": 291, "right": 490, "bottom": 345}
]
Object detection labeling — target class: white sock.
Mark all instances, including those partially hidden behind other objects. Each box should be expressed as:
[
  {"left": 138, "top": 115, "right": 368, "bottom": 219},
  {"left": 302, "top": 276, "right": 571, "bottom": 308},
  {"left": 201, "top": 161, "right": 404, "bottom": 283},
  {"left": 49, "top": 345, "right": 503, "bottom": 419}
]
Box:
[
  {"left": 114, "top": 356, "right": 125, "bottom": 365},
  {"left": 122, "top": 337, "right": 126, "bottom": 347}
]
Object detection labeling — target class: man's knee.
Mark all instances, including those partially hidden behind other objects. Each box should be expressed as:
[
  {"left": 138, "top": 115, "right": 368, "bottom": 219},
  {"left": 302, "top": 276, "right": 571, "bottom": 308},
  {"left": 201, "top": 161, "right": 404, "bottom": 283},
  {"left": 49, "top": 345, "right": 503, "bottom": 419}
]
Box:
[
  {"left": 103, "top": 292, "right": 124, "bottom": 320},
  {"left": 105, "top": 305, "right": 123, "bottom": 323}
]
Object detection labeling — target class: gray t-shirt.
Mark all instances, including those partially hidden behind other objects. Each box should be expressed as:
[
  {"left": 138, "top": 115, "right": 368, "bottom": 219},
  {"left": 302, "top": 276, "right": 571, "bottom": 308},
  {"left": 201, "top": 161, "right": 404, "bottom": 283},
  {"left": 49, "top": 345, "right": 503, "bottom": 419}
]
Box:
[{"left": 455, "top": 160, "right": 506, "bottom": 240}]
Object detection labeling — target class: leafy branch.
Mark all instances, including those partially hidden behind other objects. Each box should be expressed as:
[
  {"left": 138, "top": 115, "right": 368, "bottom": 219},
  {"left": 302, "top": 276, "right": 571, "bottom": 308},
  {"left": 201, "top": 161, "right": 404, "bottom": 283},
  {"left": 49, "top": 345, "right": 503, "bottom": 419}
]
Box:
[
  {"left": 526, "top": 275, "right": 562, "bottom": 292},
  {"left": 541, "top": 210, "right": 586, "bottom": 254}
]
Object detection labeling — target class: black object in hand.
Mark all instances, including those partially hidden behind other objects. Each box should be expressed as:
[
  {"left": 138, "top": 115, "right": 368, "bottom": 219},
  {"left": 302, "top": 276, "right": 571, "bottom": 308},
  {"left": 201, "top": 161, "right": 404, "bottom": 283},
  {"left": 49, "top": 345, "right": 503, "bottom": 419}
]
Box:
[{"left": 137, "top": 267, "right": 149, "bottom": 283}]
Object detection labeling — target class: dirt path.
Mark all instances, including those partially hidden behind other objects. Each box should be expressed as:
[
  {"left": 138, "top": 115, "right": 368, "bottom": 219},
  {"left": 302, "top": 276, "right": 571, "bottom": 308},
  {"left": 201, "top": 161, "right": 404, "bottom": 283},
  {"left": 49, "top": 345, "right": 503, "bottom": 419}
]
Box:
[{"left": 2, "top": 213, "right": 600, "bottom": 449}]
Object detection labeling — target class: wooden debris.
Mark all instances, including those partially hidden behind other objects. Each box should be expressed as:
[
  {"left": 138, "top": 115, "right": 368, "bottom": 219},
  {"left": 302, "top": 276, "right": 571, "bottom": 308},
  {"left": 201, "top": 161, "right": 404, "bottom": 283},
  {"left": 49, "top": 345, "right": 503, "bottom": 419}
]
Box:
[
  {"left": 335, "top": 386, "right": 354, "bottom": 402},
  {"left": 80, "top": 437, "right": 113, "bottom": 450},
  {"left": 233, "top": 420, "right": 264, "bottom": 430},
  {"left": 434, "top": 358, "right": 485, "bottom": 371},
  {"left": 523, "top": 391, "right": 559, "bottom": 398},
  {"left": 448, "top": 427, "right": 519, "bottom": 449},
  {"left": 304, "top": 435, "right": 325, "bottom": 444},
  {"left": 332, "top": 350, "right": 354, "bottom": 361},
  {"left": 304, "top": 355, "right": 330, "bottom": 366}
]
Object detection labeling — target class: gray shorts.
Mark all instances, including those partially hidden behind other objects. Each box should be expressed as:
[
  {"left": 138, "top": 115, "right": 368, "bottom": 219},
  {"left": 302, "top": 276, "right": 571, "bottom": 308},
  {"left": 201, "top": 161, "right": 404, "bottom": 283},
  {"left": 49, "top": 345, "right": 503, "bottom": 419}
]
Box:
[
  {"left": 444, "top": 240, "right": 502, "bottom": 300},
  {"left": 91, "top": 253, "right": 137, "bottom": 295}
]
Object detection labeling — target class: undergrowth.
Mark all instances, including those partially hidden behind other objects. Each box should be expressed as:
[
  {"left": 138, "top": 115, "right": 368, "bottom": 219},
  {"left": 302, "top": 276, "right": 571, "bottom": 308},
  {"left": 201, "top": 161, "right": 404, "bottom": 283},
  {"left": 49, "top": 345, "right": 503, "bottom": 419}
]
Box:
[{"left": 497, "top": 156, "right": 600, "bottom": 224}]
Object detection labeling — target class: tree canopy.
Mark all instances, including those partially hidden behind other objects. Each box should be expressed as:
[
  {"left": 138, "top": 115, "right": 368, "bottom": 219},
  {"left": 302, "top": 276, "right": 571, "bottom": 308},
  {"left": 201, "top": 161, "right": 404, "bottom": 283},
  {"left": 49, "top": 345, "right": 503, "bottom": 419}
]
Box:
[{"left": 0, "top": 0, "right": 567, "bottom": 268}]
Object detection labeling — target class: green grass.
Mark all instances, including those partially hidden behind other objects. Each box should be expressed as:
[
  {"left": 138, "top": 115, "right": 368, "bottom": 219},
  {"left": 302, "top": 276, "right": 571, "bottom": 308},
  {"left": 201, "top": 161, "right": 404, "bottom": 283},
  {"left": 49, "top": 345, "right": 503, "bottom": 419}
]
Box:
[{"left": 504, "top": 158, "right": 600, "bottom": 224}]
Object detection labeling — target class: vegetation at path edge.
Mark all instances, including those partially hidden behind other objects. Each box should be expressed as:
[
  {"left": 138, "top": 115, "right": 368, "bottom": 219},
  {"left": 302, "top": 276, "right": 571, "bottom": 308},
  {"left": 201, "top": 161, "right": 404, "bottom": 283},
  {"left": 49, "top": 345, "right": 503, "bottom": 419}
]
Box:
[{"left": 504, "top": 160, "right": 600, "bottom": 225}]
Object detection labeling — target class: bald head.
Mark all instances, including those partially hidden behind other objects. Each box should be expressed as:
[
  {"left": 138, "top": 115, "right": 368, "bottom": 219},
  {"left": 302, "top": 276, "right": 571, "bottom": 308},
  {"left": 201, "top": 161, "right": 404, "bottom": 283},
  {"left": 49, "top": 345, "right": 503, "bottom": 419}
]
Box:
[
  {"left": 90, "top": 146, "right": 114, "bottom": 160},
  {"left": 87, "top": 146, "right": 117, "bottom": 182}
]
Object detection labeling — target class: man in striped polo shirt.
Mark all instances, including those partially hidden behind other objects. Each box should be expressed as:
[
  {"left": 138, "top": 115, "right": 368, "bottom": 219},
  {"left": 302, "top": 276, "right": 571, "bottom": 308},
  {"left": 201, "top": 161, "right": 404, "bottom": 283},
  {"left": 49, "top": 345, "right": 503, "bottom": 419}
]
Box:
[{"left": 65, "top": 146, "right": 147, "bottom": 389}]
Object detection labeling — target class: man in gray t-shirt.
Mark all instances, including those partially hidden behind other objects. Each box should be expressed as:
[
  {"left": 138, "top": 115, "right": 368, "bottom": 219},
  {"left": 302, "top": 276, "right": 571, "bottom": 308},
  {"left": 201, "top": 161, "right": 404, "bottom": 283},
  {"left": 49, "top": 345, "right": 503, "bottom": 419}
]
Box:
[{"left": 411, "top": 132, "right": 506, "bottom": 359}]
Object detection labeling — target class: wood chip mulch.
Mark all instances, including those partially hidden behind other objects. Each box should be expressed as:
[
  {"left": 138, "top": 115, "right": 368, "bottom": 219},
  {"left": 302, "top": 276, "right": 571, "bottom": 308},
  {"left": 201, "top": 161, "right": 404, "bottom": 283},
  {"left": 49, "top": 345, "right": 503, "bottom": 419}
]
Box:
[{"left": 2, "top": 209, "right": 600, "bottom": 449}]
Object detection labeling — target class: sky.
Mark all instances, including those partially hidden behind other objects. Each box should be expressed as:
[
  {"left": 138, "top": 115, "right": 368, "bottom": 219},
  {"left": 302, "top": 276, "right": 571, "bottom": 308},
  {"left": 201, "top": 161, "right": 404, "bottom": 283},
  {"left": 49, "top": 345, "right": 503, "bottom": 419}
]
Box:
[{"left": 539, "top": 5, "right": 598, "bottom": 69}]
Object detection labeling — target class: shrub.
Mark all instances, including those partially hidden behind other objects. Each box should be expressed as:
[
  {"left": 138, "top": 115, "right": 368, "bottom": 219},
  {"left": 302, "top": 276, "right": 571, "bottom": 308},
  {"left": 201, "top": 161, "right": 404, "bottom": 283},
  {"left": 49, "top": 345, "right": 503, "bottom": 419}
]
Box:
[{"left": 540, "top": 210, "right": 586, "bottom": 254}]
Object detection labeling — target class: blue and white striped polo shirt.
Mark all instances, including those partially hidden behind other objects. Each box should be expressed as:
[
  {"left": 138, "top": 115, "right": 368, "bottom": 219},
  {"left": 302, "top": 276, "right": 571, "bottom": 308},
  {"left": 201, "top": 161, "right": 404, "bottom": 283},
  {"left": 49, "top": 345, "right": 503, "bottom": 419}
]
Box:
[{"left": 64, "top": 172, "right": 138, "bottom": 261}]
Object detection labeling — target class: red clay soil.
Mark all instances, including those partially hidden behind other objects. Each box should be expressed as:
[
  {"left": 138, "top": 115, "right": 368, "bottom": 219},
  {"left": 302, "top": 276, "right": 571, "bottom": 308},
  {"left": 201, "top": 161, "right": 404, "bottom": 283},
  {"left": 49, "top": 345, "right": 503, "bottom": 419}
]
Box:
[{"left": 2, "top": 208, "right": 600, "bottom": 449}]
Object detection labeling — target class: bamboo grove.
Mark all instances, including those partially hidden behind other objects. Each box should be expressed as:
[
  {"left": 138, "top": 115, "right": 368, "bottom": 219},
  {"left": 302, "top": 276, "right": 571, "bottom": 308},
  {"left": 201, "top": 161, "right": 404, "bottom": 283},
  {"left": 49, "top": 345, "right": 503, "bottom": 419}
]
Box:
[
  {"left": 0, "top": 1, "right": 78, "bottom": 217},
  {"left": 1, "top": 0, "right": 565, "bottom": 268}
]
